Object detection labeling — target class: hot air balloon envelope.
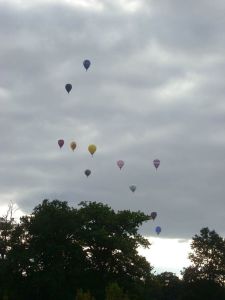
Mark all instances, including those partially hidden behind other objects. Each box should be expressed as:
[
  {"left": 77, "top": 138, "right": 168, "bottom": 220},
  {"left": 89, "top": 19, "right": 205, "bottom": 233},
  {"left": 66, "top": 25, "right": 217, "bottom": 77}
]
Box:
[
  {"left": 83, "top": 59, "right": 91, "bottom": 70},
  {"left": 153, "top": 159, "right": 160, "bottom": 170},
  {"left": 65, "top": 83, "right": 72, "bottom": 93},
  {"left": 129, "top": 185, "right": 136, "bottom": 192},
  {"left": 88, "top": 144, "right": 97, "bottom": 156},
  {"left": 151, "top": 212, "right": 157, "bottom": 220},
  {"left": 85, "top": 169, "right": 91, "bottom": 177},
  {"left": 117, "top": 160, "right": 124, "bottom": 170},
  {"left": 58, "top": 139, "right": 64, "bottom": 148},
  {"left": 70, "top": 141, "right": 77, "bottom": 151},
  {"left": 155, "top": 226, "right": 161, "bottom": 235}
]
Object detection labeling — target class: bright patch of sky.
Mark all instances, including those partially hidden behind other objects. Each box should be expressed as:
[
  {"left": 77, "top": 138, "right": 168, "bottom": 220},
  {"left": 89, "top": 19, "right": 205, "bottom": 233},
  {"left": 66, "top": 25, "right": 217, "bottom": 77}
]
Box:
[
  {"left": 0, "top": 202, "right": 25, "bottom": 221},
  {"left": 139, "top": 237, "right": 191, "bottom": 276}
]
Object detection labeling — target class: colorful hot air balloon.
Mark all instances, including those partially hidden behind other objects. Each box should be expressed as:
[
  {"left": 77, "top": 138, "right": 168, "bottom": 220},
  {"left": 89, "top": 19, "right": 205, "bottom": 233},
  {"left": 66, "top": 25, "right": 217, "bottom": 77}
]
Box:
[
  {"left": 117, "top": 160, "right": 124, "bottom": 170},
  {"left": 58, "top": 139, "right": 64, "bottom": 148},
  {"left": 151, "top": 212, "right": 157, "bottom": 220},
  {"left": 88, "top": 144, "right": 96, "bottom": 156},
  {"left": 70, "top": 141, "right": 77, "bottom": 151},
  {"left": 83, "top": 59, "right": 91, "bottom": 71},
  {"left": 153, "top": 159, "right": 160, "bottom": 170},
  {"left": 129, "top": 185, "right": 136, "bottom": 193},
  {"left": 65, "top": 83, "right": 72, "bottom": 93},
  {"left": 155, "top": 226, "right": 161, "bottom": 235},
  {"left": 85, "top": 169, "right": 91, "bottom": 177}
]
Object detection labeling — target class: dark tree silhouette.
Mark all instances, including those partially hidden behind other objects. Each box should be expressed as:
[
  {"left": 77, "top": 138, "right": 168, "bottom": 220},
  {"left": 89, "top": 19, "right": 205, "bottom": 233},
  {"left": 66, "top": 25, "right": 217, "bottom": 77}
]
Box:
[{"left": 182, "top": 227, "right": 225, "bottom": 300}]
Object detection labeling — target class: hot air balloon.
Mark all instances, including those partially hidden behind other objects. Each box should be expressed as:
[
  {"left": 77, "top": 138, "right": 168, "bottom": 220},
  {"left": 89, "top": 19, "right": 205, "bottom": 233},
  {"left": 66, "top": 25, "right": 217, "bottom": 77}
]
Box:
[
  {"left": 155, "top": 226, "right": 161, "bottom": 235},
  {"left": 85, "top": 169, "right": 91, "bottom": 177},
  {"left": 83, "top": 59, "right": 91, "bottom": 71},
  {"left": 58, "top": 139, "right": 64, "bottom": 148},
  {"left": 65, "top": 83, "right": 72, "bottom": 93},
  {"left": 117, "top": 160, "right": 124, "bottom": 170},
  {"left": 151, "top": 212, "right": 157, "bottom": 220},
  {"left": 70, "top": 141, "right": 77, "bottom": 151},
  {"left": 88, "top": 144, "right": 96, "bottom": 156},
  {"left": 153, "top": 159, "right": 160, "bottom": 170},
  {"left": 129, "top": 185, "right": 136, "bottom": 193}
]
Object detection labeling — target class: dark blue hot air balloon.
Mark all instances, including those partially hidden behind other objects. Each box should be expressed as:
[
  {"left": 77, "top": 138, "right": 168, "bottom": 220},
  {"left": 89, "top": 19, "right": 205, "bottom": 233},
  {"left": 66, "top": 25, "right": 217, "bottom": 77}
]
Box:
[
  {"left": 58, "top": 139, "right": 64, "bottom": 148},
  {"left": 151, "top": 212, "right": 157, "bottom": 220},
  {"left": 65, "top": 83, "right": 72, "bottom": 93},
  {"left": 85, "top": 169, "right": 91, "bottom": 177},
  {"left": 155, "top": 226, "right": 161, "bottom": 235},
  {"left": 83, "top": 59, "right": 91, "bottom": 71}
]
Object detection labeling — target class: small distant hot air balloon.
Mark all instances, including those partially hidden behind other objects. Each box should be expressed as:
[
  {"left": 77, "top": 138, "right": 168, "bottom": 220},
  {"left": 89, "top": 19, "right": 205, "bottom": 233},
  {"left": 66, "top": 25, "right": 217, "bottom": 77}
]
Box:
[
  {"left": 85, "top": 169, "right": 91, "bottom": 177},
  {"left": 70, "top": 141, "right": 77, "bottom": 151},
  {"left": 151, "top": 212, "right": 157, "bottom": 220},
  {"left": 83, "top": 59, "right": 91, "bottom": 71},
  {"left": 155, "top": 226, "right": 161, "bottom": 235},
  {"left": 88, "top": 144, "right": 97, "bottom": 156},
  {"left": 153, "top": 159, "right": 160, "bottom": 170},
  {"left": 58, "top": 139, "right": 64, "bottom": 148},
  {"left": 117, "top": 160, "right": 124, "bottom": 170},
  {"left": 65, "top": 83, "right": 72, "bottom": 93},
  {"left": 129, "top": 185, "right": 136, "bottom": 193}
]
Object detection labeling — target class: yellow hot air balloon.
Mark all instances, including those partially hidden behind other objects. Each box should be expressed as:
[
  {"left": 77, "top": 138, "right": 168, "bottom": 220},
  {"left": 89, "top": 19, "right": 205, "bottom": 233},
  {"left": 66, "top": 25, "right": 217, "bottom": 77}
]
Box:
[
  {"left": 88, "top": 144, "right": 97, "bottom": 156},
  {"left": 70, "top": 141, "right": 77, "bottom": 151}
]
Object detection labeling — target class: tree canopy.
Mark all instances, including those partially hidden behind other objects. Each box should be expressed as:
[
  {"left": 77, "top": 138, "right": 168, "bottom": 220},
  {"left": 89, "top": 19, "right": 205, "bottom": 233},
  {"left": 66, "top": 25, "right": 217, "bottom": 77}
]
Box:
[
  {"left": 0, "top": 200, "right": 153, "bottom": 300},
  {"left": 0, "top": 200, "right": 224, "bottom": 300},
  {"left": 182, "top": 227, "right": 225, "bottom": 300}
]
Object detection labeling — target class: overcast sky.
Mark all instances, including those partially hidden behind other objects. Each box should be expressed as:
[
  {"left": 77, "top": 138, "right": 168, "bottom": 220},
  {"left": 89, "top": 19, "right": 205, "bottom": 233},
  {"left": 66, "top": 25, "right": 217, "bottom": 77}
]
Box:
[{"left": 0, "top": 0, "right": 224, "bottom": 253}]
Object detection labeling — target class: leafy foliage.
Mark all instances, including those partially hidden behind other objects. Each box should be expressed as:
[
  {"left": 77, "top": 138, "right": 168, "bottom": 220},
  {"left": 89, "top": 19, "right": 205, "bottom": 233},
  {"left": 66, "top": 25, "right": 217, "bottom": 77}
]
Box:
[
  {"left": 156, "top": 272, "right": 181, "bottom": 300},
  {"left": 182, "top": 227, "right": 225, "bottom": 300},
  {"left": 105, "top": 282, "right": 129, "bottom": 300},
  {"left": 0, "top": 200, "right": 153, "bottom": 300},
  {"left": 183, "top": 227, "right": 225, "bottom": 285},
  {"left": 75, "top": 289, "right": 95, "bottom": 300},
  {"left": 0, "top": 201, "right": 224, "bottom": 300}
]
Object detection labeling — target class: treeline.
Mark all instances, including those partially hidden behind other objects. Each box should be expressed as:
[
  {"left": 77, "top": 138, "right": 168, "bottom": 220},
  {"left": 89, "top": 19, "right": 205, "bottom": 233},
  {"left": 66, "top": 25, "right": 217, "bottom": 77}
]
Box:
[{"left": 0, "top": 200, "right": 224, "bottom": 300}]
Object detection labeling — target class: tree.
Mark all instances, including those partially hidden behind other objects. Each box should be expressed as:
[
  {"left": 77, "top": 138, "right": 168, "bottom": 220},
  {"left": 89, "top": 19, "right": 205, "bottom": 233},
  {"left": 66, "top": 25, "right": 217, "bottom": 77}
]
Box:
[
  {"left": 182, "top": 227, "right": 225, "bottom": 285},
  {"left": 105, "top": 282, "right": 129, "bottom": 300},
  {"left": 76, "top": 201, "right": 153, "bottom": 299},
  {"left": 7, "top": 200, "right": 87, "bottom": 299},
  {"left": 182, "top": 227, "right": 225, "bottom": 300},
  {"left": 0, "top": 201, "right": 17, "bottom": 259},
  {"left": 3, "top": 199, "right": 154, "bottom": 300},
  {"left": 0, "top": 202, "right": 18, "bottom": 300},
  {"left": 156, "top": 272, "right": 182, "bottom": 300},
  {"left": 75, "top": 289, "right": 95, "bottom": 300}
]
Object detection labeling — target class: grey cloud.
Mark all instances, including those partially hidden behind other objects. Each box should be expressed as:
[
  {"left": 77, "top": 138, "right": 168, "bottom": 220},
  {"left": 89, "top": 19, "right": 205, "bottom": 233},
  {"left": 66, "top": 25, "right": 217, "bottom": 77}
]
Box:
[{"left": 0, "top": 1, "right": 224, "bottom": 239}]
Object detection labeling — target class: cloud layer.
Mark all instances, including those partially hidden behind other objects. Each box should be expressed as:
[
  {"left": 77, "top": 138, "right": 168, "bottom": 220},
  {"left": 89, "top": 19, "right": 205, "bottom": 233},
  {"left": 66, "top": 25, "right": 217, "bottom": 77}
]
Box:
[{"left": 0, "top": 0, "right": 224, "bottom": 239}]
